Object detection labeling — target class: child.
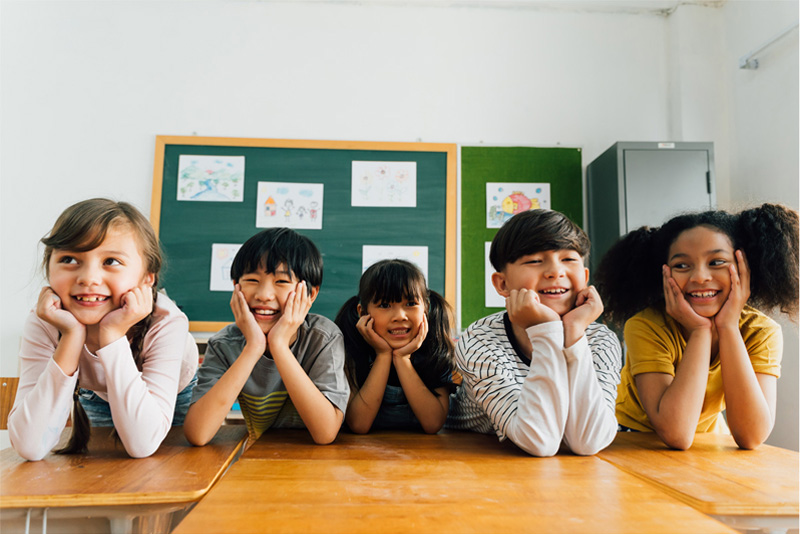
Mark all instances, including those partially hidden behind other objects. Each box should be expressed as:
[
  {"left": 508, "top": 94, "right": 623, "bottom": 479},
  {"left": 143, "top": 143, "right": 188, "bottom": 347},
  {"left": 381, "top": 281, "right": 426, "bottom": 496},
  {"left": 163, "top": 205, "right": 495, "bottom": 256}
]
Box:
[
  {"left": 595, "top": 204, "right": 798, "bottom": 450},
  {"left": 334, "top": 259, "right": 455, "bottom": 434},
  {"left": 447, "top": 210, "right": 621, "bottom": 456},
  {"left": 184, "top": 228, "right": 349, "bottom": 446},
  {"left": 9, "top": 198, "right": 198, "bottom": 460}
]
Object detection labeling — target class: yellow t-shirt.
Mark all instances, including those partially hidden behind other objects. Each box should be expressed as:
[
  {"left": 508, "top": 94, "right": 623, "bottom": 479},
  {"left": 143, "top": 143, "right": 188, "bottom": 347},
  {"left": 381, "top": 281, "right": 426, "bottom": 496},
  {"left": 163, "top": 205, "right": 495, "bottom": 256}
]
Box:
[{"left": 616, "top": 306, "right": 782, "bottom": 433}]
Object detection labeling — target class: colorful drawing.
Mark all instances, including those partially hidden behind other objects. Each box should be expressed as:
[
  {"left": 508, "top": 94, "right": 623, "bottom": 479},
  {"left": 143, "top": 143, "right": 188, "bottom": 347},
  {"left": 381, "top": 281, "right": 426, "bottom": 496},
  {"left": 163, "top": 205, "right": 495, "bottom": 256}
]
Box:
[
  {"left": 351, "top": 161, "right": 417, "bottom": 207},
  {"left": 362, "top": 245, "right": 429, "bottom": 282},
  {"left": 210, "top": 243, "right": 242, "bottom": 292},
  {"left": 486, "top": 182, "right": 551, "bottom": 228},
  {"left": 177, "top": 155, "right": 244, "bottom": 202},
  {"left": 256, "top": 181, "right": 324, "bottom": 230}
]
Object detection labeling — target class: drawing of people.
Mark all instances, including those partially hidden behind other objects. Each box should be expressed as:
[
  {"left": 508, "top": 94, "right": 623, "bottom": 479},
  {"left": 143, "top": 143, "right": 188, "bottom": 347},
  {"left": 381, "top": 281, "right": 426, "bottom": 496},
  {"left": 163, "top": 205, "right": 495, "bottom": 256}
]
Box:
[
  {"left": 297, "top": 206, "right": 307, "bottom": 220},
  {"left": 358, "top": 174, "right": 372, "bottom": 199},
  {"left": 309, "top": 201, "right": 319, "bottom": 220},
  {"left": 283, "top": 199, "right": 293, "bottom": 222}
]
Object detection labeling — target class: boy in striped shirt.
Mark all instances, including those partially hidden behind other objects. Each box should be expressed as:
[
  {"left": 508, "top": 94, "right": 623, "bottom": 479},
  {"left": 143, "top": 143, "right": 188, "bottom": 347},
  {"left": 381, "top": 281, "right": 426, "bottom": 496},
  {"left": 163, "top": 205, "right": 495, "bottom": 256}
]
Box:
[{"left": 448, "top": 210, "right": 621, "bottom": 456}]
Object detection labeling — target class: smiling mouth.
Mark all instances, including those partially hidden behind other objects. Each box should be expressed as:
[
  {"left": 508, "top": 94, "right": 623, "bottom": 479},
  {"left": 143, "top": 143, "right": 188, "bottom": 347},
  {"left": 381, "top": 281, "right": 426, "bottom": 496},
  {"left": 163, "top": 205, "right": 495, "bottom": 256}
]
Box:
[
  {"left": 687, "top": 290, "right": 720, "bottom": 298},
  {"left": 252, "top": 308, "right": 278, "bottom": 318},
  {"left": 73, "top": 295, "right": 109, "bottom": 302},
  {"left": 388, "top": 328, "right": 411, "bottom": 335},
  {"left": 539, "top": 288, "right": 568, "bottom": 295}
]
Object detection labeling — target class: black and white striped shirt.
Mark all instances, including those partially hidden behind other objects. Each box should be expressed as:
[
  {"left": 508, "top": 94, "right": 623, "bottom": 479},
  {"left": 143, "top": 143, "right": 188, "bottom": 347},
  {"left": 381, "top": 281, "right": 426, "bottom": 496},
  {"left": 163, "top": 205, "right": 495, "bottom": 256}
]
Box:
[{"left": 447, "top": 312, "right": 621, "bottom": 456}]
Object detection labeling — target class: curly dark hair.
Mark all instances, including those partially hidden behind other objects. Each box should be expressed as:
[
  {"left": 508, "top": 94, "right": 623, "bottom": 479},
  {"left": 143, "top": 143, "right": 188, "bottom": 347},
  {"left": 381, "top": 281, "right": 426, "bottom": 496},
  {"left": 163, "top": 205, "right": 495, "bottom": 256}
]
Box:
[{"left": 594, "top": 203, "right": 798, "bottom": 329}]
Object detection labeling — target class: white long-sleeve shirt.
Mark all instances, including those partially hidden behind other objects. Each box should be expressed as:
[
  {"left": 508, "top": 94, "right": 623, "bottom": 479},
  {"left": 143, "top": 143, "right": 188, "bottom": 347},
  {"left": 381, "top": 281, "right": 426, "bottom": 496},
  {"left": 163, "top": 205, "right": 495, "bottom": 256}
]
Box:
[
  {"left": 447, "top": 312, "right": 621, "bottom": 456},
  {"left": 9, "top": 293, "right": 198, "bottom": 460}
]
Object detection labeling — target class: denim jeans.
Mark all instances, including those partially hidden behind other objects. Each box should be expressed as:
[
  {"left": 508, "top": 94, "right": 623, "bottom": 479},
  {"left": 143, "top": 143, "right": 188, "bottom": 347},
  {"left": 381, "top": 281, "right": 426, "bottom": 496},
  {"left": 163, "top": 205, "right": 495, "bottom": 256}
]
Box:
[{"left": 78, "top": 374, "right": 198, "bottom": 427}]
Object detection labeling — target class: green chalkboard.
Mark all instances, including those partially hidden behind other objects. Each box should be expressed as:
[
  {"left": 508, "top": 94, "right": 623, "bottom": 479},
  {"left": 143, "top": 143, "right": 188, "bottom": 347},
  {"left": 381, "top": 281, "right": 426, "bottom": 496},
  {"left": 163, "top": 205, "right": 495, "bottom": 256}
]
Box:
[
  {"left": 151, "top": 136, "right": 456, "bottom": 331},
  {"left": 460, "top": 146, "right": 583, "bottom": 330}
]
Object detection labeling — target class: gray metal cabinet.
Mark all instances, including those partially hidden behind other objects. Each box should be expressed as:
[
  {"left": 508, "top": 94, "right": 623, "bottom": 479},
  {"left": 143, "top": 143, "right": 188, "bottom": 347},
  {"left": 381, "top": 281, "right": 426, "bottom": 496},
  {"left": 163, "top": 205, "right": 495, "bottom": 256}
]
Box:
[{"left": 586, "top": 141, "right": 716, "bottom": 274}]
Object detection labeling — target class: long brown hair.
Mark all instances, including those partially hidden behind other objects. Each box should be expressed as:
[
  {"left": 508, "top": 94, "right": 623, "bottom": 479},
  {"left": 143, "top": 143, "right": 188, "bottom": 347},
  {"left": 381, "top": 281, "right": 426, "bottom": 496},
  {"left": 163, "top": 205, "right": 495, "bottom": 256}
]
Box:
[{"left": 41, "top": 198, "right": 162, "bottom": 454}]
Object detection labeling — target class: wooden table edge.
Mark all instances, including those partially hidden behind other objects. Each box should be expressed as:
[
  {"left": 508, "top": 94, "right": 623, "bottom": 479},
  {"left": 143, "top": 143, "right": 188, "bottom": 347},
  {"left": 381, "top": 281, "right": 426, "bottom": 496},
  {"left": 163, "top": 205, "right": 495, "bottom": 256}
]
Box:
[
  {"left": 0, "top": 431, "right": 247, "bottom": 510},
  {"left": 597, "top": 456, "right": 799, "bottom": 516}
]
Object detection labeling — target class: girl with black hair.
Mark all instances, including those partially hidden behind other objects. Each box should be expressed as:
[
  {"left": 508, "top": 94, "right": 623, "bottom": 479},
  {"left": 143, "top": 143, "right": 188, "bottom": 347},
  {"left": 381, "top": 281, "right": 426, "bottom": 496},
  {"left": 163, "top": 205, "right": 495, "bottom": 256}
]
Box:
[
  {"left": 335, "top": 259, "right": 455, "bottom": 434},
  {"left": 595, "top": 203, "right": 798, "bottom": 450}
]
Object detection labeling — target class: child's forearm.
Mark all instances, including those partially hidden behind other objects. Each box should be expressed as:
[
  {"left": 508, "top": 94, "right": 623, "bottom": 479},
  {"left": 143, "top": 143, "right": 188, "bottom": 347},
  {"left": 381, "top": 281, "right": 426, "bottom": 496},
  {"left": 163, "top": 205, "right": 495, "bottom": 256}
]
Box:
[
  {"left": 271, "top": 344, "right": 343, "bottom": 444},
  {"left": 184, "top": 345, "right": 263, "bottom": 446},
  {"left": 52, "top": 330, "right": 85, "bottom": 376},
  {"left": 645, "top": 328, "right": 711, "bottom": 449},
  {"left": 505, "top": 322, "right": 569, "bottom": 457},
  {"left": 345, "top": 352, "right": 391, "bottom": 433},
  {"left": 393, "top": 357, "right": 448, "bottom": 434},
  {"left": 562, "top": 338, "right": 618, "bottom": 455},
  {"left": 717, "top": 326, "right": 774, "bottom": 449}
]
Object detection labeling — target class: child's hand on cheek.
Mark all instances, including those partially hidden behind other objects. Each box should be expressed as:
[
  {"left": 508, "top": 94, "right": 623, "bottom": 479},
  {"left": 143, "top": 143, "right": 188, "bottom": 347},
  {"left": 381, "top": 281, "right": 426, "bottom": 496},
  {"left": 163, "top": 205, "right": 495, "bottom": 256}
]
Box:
[
  {"left": 562, "top": 286, "right": 603, "bottom": 347},
  {"left": 506, "top": 288, "right": 559, "bottom": 328},
  {"left": 715, "top": 250, "right": 750, "bottom": 330},
  {"left": 268, "top": 281, "right": 312, "bottom": 351},
  {"left": 356, "top": 314, "right": 392, "bottom": 356},
  {"left": 36, "top": 287, "right": 85, "bottom": 339},
  {"left": 231, "top": 284, "right": 267, "bottom": 355},
  {"left": 562, "top": 286, "right": 603, "bottom": 329},
  {"left": 393, "top": 313, "right": 428, "bottom": 360},
  {"left": 99, "top": 284, "right": 154, "bottom": 347},
  {"left": 662, "top": 265, "right": 712, "bottom": 333}
]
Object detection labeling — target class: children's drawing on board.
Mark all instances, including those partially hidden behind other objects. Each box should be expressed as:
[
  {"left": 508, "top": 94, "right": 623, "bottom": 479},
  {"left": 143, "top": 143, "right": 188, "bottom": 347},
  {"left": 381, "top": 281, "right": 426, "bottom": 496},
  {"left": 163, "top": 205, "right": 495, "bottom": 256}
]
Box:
[
  {"left": 486, "top": 182, "right": 551, "bottom": 228},
  {"left": 256, "top": 181, "right": 324, "bottom": 230},
  {"left": 177, "top": 155, "right": 244, "bottom": 202},
  {"left": 351, "top": 161, "right": 417, "bottom": 208},
  {"left": 210, "top": 243, "right": 242, "bottom": 291},
  {"left": 362, "top": 245, "right": 429, "bottom": 282}
]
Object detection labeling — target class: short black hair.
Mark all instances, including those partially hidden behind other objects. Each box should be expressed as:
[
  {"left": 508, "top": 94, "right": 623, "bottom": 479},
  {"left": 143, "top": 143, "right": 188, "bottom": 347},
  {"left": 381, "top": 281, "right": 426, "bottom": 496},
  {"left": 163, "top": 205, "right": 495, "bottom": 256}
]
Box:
[
  {"left": 490, "top": 209, "right": 590, "bottom": 272},
  {"left": 230, "top": 228, "right": 323, "bottom": 290}
]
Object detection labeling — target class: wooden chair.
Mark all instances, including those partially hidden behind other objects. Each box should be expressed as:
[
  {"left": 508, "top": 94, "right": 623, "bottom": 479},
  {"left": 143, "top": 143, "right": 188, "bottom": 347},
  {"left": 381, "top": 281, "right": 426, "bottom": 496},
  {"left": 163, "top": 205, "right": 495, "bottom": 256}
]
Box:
[{"left": 1, "top": 377, "right": 20, "bottom": 430}]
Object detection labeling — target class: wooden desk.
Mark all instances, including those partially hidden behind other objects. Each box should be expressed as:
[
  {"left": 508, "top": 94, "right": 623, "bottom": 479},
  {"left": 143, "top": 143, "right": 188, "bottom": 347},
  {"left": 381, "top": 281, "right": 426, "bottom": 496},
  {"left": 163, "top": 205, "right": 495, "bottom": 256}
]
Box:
[
  {"left": 175, "top": 430, "right": 737, "bottom": 534},
  {"left": 0, "top": 425, "right": 248, "bottom": 534},
  {"left": 598, "top": 432, "right": 799, "bottom": 532}
]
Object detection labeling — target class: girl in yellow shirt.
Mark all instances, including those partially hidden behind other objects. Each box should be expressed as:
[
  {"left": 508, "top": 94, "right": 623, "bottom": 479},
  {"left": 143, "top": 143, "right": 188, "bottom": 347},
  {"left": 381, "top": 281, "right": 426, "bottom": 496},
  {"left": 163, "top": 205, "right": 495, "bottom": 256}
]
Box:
[{"left": 595, "top": 203, "right": 797, "bottom": 450}]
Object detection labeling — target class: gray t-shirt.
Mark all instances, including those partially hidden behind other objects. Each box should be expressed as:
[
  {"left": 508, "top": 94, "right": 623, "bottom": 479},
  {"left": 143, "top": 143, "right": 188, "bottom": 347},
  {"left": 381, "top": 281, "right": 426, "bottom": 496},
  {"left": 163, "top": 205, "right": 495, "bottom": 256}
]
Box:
[{"left": 191, "top": 313, "right": 350, "bottom": 440}]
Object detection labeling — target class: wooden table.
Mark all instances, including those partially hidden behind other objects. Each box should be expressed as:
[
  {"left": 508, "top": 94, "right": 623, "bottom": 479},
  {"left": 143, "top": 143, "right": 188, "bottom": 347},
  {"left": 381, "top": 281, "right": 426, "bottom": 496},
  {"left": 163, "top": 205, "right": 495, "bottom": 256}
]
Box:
[
  {"left": 0, "top": 425, "right": 248, "bottom": 534},
  {"left": 174, "top": 430, "right": 737, "bottom": 534},
  {"left": 598, "top": 432, "right": 799, "bottom": 533}
]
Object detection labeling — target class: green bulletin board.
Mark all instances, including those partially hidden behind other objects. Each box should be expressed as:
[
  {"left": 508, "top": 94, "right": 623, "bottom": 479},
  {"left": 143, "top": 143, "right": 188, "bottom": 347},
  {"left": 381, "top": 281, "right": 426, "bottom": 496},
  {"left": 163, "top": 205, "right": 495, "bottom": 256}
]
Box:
[
  {"left": 460, "top": 146, "right": 583, "bottom": 330},
  {"left": 151, "top": 136, "right": 456, "bottom": 332}
]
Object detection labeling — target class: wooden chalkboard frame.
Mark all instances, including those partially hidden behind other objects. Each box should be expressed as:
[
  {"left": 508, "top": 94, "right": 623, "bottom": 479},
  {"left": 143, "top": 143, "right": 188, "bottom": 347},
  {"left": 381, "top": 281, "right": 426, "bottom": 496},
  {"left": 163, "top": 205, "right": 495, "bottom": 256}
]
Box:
[{"left": 151, "top": 136, "right": 457, "bottom": 332}]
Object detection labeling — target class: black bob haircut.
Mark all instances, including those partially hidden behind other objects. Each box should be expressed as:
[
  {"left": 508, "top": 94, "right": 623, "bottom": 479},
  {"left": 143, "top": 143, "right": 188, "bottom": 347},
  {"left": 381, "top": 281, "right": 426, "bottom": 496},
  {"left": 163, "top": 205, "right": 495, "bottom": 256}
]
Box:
[
  {"left": 230, "top": 228, "right": 323, "bottom": 292},
  {"left": 490, "top": 209, "right": 590, "bottom": 272}
]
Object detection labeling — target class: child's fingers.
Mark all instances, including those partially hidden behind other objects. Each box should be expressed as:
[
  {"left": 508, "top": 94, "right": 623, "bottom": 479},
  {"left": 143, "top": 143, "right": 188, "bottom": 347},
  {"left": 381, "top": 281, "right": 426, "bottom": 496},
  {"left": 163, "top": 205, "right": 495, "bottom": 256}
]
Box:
[
  {"left": 728, "top": 263, "right": 740, "bottom": 289},
  {"left": 736, "top": 250, "right": 751, "bottom": 291},
  {"left": 417, "top": 313, "right": 429, "bottom": 342}
]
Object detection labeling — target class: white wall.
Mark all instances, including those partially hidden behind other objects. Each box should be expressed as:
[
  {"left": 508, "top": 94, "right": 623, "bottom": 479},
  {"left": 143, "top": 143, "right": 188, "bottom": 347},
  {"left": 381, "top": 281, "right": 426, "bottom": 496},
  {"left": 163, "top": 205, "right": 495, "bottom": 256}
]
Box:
[
  {"left": 1, "top": 1, "right": 797, "bottom": 449},
  {"left": 720, "top": 0, "right": 799, "bottom": 451}
]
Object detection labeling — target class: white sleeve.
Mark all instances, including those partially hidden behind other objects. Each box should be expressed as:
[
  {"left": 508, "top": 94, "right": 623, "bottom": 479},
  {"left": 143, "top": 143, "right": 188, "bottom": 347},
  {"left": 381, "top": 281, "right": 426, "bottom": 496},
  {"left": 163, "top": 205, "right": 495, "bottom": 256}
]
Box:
[
  {"left": 561, "top": 328, "right": 622, "bottom": 455},
  {"left": 8, "top": 315, "right": 76, "bottom": 461},
  {"left": 98, "top": 314, "right": 188, "bottom": 458},
  {"left": 457, "top": 321, "right": 568, "bottom": 457}
]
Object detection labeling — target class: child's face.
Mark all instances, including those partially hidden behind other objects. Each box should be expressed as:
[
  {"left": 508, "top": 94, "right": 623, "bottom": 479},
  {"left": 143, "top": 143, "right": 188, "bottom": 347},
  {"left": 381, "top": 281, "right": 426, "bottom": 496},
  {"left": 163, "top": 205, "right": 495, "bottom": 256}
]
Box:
[
  {"left": 667, "top": 226, "right": 734, "bottom": 318},
  {"left": 47, "top": 225, "right": 154, "bottom": 325},
  {"left": 362, "top": 296, "right": 425, "bottom": 350},
  {"left": 493, "top": 249, "right": 589, "bottom": 317},
  {"left": 238, "top": 264, "right": 311, "bottom": 334}
]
